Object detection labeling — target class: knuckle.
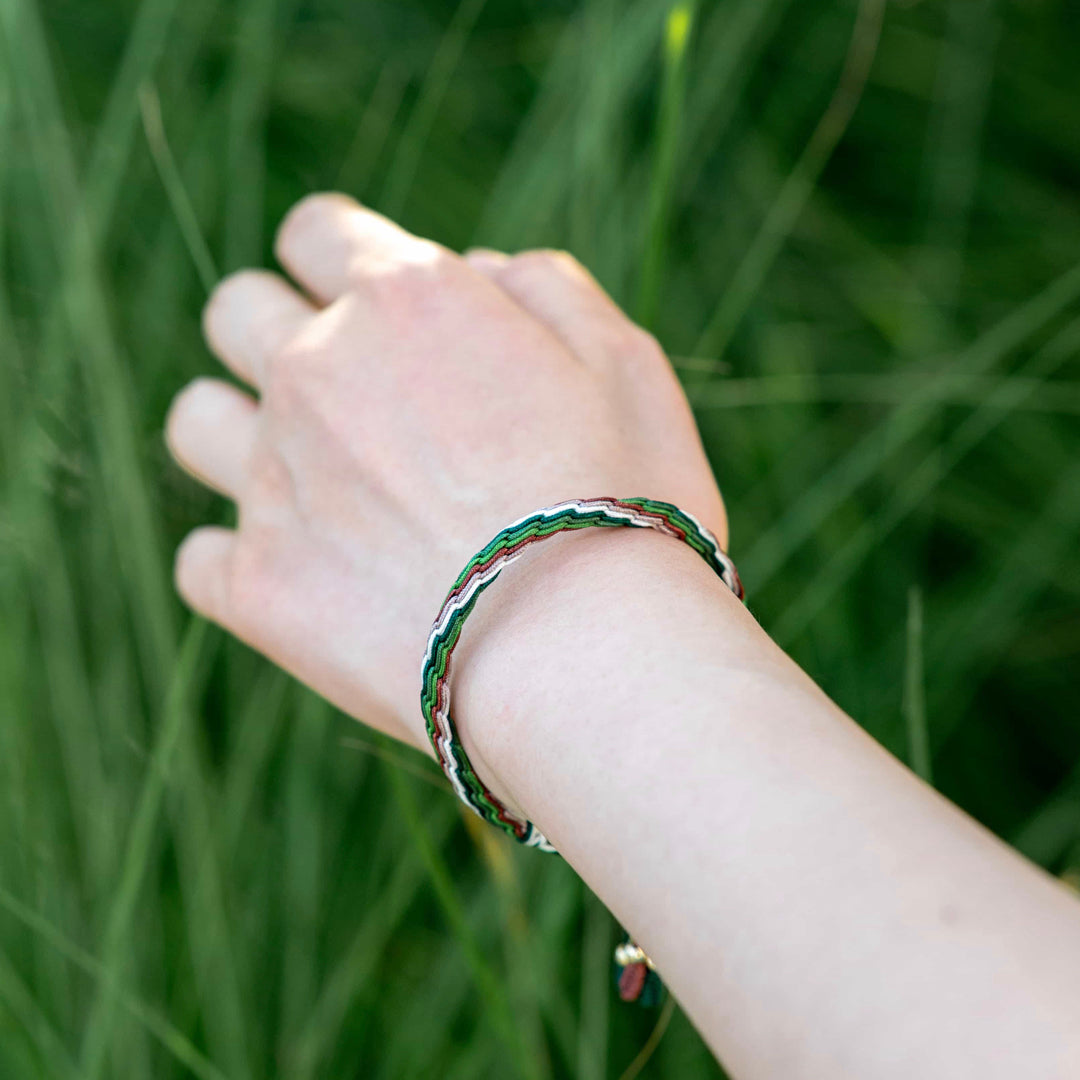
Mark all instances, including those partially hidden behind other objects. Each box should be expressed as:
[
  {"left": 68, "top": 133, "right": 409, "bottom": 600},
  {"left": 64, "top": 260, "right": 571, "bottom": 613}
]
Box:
[
  {"left": 165, "top": 376, "right": 213, "bottom": 441},
  {"left": 253, "top": 316, "right": 301, "bottom": 375},
  {"left": 507, "top": 247, "right": 570, "bottom": 276},
  {"left": 203, "top": 269, "right": 267, "bottom": 334},
  {"left": 259, "top": 345, "right": 341, "bottom": 434},
  {"left": 357, "top": 246, "right": 459, "bottom": 309},
  {"left": 246, "top": 448, "right": 295, "bottom": 505},
  {"left": 261, "top": 350, "right": 314, "bottom": 411},
  {"left": 506, "top": 248, "right": 575, "bottom": 281},
  {"left": 615, "top": 323, "right": 667, "bottom": 366},
  {"left": 629, "top": 325, "right": 666, "bottom": 361},
  {"left": 225, "top": 534, "right": 274, "bottom": 623},
  {"left": 275, "top": 191, "right": 358, "bottom": 251},
  {"left": 533, "top": 247, "right": 575, "bottom": 267}
]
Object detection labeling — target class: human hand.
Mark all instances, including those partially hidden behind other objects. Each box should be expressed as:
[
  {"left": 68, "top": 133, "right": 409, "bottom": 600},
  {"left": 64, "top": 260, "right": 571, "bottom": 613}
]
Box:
[{"left": 166, "top": 193, "right": 726, "bottom": 748}]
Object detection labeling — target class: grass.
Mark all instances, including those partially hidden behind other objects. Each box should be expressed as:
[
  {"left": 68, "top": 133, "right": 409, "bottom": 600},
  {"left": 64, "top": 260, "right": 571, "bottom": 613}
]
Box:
[{"left": 0, "top": 0, "right": 1078, "bottom": 1076}]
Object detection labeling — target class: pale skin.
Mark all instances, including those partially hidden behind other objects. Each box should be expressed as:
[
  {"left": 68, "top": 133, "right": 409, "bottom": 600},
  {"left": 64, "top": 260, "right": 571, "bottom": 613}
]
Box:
[{"left": 166, "top": 193, "right": 1080, "bottom": 1079}]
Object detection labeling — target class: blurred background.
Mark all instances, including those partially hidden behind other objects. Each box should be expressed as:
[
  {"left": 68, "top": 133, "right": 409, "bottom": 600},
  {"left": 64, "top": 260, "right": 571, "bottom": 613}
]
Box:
[{"left": 1, "top": 0, "right": 1079, "bottom": 1076}]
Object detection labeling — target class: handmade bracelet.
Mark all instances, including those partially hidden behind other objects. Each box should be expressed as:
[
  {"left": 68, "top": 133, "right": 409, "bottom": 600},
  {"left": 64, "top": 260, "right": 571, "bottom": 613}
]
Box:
[{"left": 420, "top": 496, "right": 746, "bottom": 1000}]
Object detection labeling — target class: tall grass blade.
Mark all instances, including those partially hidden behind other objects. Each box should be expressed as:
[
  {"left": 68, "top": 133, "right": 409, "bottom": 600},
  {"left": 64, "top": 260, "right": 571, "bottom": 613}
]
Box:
[
  {"left": 903, "top": 587, "right": 933, "bottom": 783},
  {"left": 693, "top": 0, "right": 887, "bottom": 365},
  {"left": 637, "top": 2, "right": 695, "bottom": 329}
]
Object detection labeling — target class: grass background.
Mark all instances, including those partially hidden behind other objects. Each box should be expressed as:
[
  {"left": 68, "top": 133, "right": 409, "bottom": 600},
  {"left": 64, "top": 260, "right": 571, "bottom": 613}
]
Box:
[{"left": 1, "top": 0, "right": 1079, "bottom": 1076}]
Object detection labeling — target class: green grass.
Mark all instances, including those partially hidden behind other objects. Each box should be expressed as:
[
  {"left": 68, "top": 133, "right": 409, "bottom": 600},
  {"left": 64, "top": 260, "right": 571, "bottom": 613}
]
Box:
[{"left": 1, "top": 0, "right": 1079, "bottom": 1076}]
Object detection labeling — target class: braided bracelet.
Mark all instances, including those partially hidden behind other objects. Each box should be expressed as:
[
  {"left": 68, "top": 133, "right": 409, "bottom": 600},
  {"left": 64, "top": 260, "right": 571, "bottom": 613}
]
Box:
[{"left": 420, "top": 497, "right": 745, "bottom": 998}]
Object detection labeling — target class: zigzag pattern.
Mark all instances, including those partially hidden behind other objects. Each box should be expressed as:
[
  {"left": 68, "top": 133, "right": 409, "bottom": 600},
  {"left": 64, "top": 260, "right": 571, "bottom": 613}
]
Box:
[{"left": 421, "top": 497, "right": 744, "bottom": 851}]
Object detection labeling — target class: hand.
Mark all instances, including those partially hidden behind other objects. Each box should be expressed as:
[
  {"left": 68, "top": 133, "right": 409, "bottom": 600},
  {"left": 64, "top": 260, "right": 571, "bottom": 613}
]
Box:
[{"left": 166, "top": 193, "right": 726, "bottom": 748}]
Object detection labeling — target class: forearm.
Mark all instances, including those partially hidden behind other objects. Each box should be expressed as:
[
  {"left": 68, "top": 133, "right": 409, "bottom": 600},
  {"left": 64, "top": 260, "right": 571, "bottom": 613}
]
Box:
[{"left": 454, "top": 527, "right": 1080, "bottom": 1079}]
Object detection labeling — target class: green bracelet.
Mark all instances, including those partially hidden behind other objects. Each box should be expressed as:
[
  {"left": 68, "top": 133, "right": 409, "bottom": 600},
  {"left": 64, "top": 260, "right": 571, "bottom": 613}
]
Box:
[{"left": 421, "top": 496, "right": 743, "bottom": 847}]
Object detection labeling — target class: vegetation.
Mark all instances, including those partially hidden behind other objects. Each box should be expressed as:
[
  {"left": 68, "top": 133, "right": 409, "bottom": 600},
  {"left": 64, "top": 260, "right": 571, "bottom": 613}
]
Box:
[{"left": 1, "top": 0, "right": 1078, "bottom": 1076}]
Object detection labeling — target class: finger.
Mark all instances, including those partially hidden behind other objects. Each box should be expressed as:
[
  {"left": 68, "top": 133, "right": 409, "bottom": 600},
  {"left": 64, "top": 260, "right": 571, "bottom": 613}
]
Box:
[
  {"left": 175, "top": 526, "right": 236, "bottom": 623},
  {"left": 203, "top": 269, "right": 316, "bottom": 386},
  {"left": 274, "top": 192, "right": 439, "bottom": 304},
  {"left": 464, "top": 248, "right": 634, "bottom": 367},
  {"left": 166, "top": 377, "right": 258, "bottom": 499}
]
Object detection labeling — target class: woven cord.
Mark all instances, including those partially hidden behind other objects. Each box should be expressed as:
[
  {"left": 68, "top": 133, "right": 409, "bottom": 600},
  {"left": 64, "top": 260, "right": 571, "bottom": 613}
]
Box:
[{"left": 420, "top": 497, "right": 744, "bottom": 851}]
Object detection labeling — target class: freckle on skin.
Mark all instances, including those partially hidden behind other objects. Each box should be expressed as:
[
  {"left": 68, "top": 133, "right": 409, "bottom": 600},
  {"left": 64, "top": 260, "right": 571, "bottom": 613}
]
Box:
[{"left": 939, "top": 904, "right": 960, "bottom": 926}]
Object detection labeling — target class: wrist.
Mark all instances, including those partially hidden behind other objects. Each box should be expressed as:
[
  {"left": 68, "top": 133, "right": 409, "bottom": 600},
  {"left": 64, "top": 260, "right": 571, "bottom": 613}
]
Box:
[{"left": 447, "top": 525, "right": 777, "bottom": 824}]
